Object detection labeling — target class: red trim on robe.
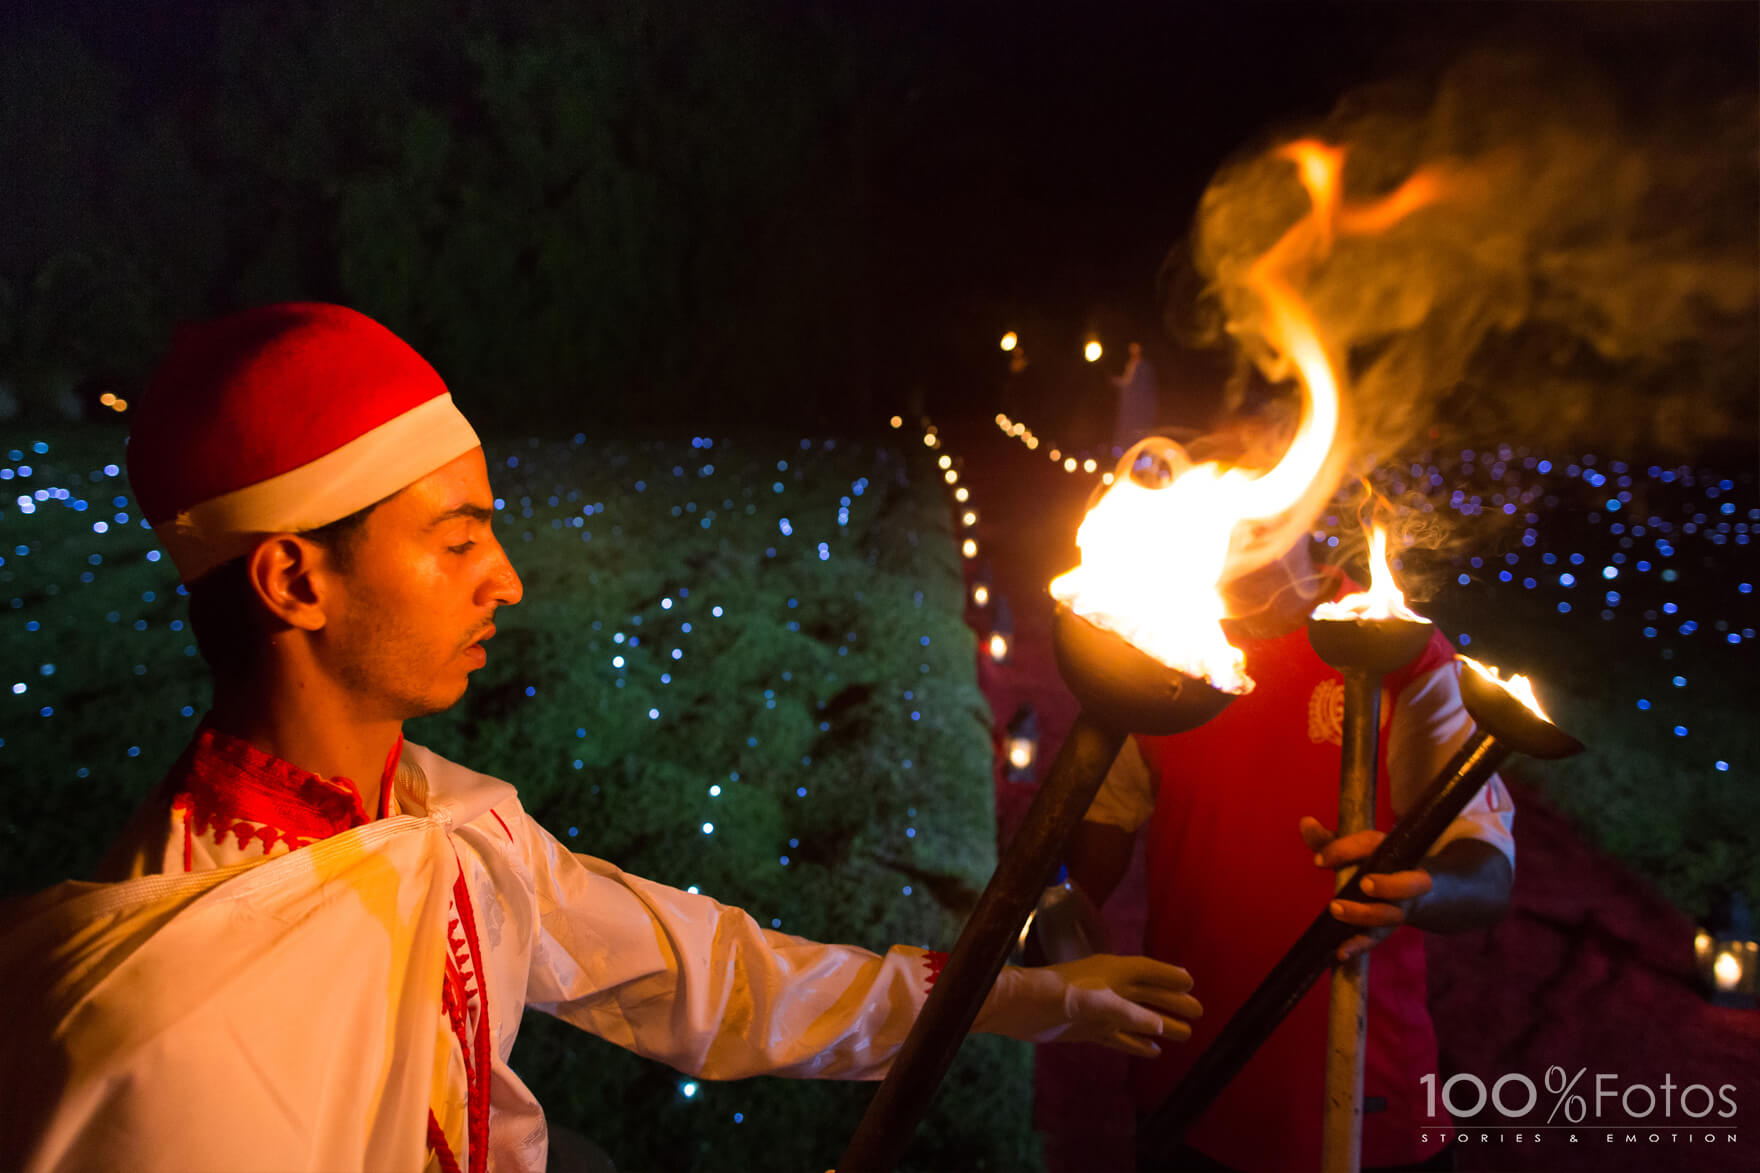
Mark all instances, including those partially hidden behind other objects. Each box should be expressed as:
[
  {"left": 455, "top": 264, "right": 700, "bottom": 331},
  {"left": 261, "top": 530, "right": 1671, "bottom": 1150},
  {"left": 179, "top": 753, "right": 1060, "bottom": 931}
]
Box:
[
  {"left": 427, "top": 1110, "right": 463, "bottom": 1173},
  {"left": 172, "top": 727, "right": 373, "bottom": 849},
  {"left": 922, "top": 950, "right": 949, "bottom": 988},
  {"left": 489, "top": 809, "right": 513, "bottom": 842},
  {"left": 445, "top": 850, "right": 494, "bottom": 1173}
]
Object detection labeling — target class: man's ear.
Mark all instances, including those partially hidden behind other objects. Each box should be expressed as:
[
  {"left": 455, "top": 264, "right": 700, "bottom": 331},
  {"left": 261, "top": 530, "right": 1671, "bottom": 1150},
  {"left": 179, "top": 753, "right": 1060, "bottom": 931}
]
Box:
[{"left": 245, "top": 535, "right": 334, "bottom": 632}]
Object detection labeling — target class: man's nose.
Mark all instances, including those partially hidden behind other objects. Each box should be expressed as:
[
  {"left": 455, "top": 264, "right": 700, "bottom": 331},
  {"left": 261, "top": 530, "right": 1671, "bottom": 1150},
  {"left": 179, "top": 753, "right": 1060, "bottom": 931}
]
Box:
[{"left": 481, "top": 541, "right": 524, "bottom": 608}]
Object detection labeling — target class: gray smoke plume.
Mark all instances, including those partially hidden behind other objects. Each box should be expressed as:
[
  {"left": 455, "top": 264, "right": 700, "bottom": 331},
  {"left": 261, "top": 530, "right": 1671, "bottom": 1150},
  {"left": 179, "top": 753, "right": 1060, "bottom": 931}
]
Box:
[{"left": 1184, "top": 45, "right": 1758, "bottom": 469}]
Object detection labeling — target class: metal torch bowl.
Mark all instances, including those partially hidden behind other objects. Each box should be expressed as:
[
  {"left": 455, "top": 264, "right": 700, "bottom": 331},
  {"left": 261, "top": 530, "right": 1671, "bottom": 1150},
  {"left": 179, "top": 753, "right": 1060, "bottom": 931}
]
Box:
[
  {"left": 1052, "top": 603, "right": 1237, "bottom": 735},
  {"left": 1307, "top": 616, "right": 1434, "bottom": 674},
  {"left": 1457, "top": 662, "right": 1584, "bottom": 760}
]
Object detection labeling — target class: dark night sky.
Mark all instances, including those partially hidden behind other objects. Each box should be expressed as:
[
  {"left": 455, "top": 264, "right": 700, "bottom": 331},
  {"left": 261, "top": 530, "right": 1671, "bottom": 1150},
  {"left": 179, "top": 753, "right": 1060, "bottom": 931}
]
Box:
[{"left": 11, "top": 1, "right": 1757, "bottom": 421}]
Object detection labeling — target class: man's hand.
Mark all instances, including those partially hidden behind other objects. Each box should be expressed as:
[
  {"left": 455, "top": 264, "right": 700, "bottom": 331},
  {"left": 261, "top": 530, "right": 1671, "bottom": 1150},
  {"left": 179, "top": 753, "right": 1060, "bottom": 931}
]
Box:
[
  {"left": 1299, "top": 816, "right": 1433, "bottom": 962},
  {"left": 976, "top": 954, "right": 1202, "bottom": 1058}
]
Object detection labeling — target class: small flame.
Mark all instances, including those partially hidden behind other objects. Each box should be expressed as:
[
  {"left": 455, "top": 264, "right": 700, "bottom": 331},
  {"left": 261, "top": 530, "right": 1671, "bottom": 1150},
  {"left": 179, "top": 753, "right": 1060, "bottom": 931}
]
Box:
[
  {"left": 1000, "top": 331, "right": 1019, "bottom": 352},
  {"left": 1310, "top": 524, "right": 1428, "bottom": 623},
  {"left": 1007, "top": 737, "right": 1036, "bottom": 771},
  {"left": 1714, "top": 950, "right": 1744, "bottom": 991},
  {"left": 1459, "top": 655, "right": 1553, "bottom": 722}
]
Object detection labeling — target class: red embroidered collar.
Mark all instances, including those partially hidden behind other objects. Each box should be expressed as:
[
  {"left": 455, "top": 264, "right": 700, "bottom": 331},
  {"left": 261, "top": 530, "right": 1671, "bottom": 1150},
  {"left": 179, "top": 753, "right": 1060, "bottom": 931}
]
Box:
[{"left": 169, "top": 724, "right": 403, "bottom": 844}]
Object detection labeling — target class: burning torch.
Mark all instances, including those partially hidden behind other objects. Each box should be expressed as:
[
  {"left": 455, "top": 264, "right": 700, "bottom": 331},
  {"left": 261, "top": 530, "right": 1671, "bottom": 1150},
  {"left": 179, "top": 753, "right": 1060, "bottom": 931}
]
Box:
[
  {"left": 1303, "top": 522, "right": 1435, "bottom": 1172},
  {"left": 835, "top": 469, "right": 1241, "bottom": 1172},
  {"left": 841, "top": 374, "right": 1340, "bottom": 1172}
]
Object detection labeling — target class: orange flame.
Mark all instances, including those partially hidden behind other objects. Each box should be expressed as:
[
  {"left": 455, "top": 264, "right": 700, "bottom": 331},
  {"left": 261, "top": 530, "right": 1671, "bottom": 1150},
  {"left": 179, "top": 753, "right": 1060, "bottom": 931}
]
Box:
[
  {"left": 1458, "top": 656, "right": 1552, "bottom": 722},
  {"left": 1310, "top": 524, "right": 1428, "bottom": 623},
  {"left": 1051, "top": 141, "right": 1446, "bottom": 691}
]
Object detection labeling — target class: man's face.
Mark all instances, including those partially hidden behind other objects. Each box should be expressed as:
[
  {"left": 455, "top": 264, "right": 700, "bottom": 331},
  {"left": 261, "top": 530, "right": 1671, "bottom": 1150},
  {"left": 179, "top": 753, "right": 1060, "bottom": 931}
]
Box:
[{"left": 315, "top": 447, "right": 523, "bottom": 720}]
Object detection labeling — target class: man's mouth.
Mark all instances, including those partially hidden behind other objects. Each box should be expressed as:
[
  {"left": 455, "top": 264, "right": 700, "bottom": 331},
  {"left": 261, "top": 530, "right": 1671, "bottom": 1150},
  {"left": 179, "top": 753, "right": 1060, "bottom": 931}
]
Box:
[{"left": 464, "top": 623, "right": 496, "bottom": 663}]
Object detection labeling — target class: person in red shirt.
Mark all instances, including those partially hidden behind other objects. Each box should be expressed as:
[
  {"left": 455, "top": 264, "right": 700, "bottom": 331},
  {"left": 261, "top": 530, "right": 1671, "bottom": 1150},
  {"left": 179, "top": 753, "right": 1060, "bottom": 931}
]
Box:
[{"left": 1059, "top": 430, "right": 1516, "bottom": 1172}]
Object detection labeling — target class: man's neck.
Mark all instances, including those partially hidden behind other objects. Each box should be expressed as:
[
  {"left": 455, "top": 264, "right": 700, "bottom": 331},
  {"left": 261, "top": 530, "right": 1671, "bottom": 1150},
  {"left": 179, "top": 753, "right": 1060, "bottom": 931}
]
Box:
[{"left": 208, "top": 681, "right": 401, "bottom": 819}]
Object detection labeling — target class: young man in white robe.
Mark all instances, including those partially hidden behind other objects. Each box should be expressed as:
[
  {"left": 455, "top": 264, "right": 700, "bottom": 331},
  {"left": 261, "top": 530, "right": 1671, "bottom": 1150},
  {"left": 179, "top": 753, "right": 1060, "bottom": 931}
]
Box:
[{"left": 0, "top": 303, "right": 1201, "bottom": 1173}]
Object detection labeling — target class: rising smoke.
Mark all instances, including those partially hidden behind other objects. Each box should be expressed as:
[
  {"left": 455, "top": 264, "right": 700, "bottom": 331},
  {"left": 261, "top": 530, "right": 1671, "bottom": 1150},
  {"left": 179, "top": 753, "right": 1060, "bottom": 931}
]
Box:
[{"left": 1181, "top": 45, "right": 1758, "bottom": 470}]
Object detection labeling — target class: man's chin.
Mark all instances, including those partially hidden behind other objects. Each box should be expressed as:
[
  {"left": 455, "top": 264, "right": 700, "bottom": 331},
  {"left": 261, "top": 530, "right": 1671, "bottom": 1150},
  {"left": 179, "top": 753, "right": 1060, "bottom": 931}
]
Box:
[{"left": 405, "top": 683, "right": 469, "bottom": 721}]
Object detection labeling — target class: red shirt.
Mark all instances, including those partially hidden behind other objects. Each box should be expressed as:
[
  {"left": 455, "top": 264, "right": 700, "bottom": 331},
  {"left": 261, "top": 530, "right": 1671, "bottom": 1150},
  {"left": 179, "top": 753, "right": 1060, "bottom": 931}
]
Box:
[{"left": 1133, "top": 614, "right": 1457, "bottom": 1170}]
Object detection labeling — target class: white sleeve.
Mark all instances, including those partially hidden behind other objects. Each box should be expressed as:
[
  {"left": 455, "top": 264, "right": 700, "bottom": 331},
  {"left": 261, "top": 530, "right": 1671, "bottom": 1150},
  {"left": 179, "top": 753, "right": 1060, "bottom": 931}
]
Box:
[
  {"left": 1387, "top": 660, "right": 1517, "bottom": 870},
  {"left": 514, "top": 816, "right": 934, "bottom": 1081},
  {"left": 1083, "top": 736, "right": 1156, "bottom": 833}
]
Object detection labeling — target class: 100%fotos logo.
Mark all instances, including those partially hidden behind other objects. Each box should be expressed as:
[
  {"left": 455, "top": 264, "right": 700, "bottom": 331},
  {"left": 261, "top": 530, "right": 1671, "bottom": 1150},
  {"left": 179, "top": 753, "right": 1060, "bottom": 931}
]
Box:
[{"left": 1422, "top": 1066, "right": 1738, "bottom": 1123}]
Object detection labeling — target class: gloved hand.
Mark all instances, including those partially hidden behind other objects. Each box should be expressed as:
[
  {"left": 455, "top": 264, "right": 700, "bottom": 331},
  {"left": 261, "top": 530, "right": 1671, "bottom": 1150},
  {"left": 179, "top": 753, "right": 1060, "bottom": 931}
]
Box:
[{"left": 974, "top": 954, "right": 1201, "bottom": 1058}]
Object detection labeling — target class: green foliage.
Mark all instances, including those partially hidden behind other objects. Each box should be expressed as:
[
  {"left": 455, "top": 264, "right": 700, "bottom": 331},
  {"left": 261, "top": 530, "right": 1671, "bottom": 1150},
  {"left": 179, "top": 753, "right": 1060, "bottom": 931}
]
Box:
[
  {"left": 1423, "top": 585, "right": 1760, "bottom": 920},
  {"left": 0, "top": 32, "right": 186, "bottom": 403},
  {"left": 0, "top": 427, "right": 1037, "bottom": 1172},
  {"left": 1, "top": 3, "right": 934, "bottom": 429}
]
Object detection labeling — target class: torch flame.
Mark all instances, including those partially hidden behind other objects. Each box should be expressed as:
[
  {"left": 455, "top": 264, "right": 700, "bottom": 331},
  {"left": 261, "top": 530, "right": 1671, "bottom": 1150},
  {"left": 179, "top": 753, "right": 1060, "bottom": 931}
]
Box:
[
  {"left": 1053, "top": 141, "right": 1446, "bottom": 691},
  {"left": 1051, "top": 449, "right": 1259, "bottom": 694},
  {"left": 1458, "top": 656, "right": 1553, "bottom": 722},
  {"left": 1310, "top": 524, "right": 1428, "bottom": 623}
]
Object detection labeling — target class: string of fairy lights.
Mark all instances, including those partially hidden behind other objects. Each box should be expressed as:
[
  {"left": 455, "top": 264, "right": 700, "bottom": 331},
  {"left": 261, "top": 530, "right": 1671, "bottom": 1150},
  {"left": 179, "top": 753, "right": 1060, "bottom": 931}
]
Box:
[{"left": 887, "top": 414, "right": 1041, "bottom": 783}]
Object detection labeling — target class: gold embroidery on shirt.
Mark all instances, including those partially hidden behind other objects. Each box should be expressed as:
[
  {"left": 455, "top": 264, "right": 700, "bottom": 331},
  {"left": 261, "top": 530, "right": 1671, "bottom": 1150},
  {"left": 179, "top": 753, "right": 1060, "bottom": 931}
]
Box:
[{"left": 1308, "top": 679, "right": 1345, "bottom": 745}]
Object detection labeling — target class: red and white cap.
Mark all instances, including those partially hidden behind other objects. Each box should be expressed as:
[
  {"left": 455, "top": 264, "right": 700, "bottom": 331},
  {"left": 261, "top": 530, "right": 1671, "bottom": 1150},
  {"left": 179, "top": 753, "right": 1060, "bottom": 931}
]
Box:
[{"left": 129, "top": 303, "right": 481, "bottom": 582}]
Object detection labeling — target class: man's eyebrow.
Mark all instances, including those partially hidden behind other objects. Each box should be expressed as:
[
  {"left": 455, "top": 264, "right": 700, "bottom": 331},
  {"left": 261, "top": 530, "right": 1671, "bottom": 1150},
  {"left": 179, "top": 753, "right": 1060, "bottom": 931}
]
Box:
[{"left": 425, "top": 504, "right": 496, "bottom": 529}]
